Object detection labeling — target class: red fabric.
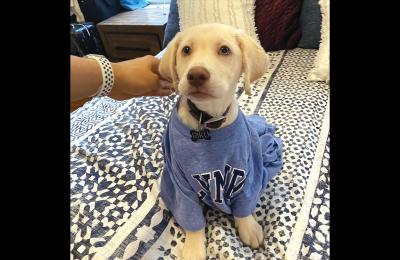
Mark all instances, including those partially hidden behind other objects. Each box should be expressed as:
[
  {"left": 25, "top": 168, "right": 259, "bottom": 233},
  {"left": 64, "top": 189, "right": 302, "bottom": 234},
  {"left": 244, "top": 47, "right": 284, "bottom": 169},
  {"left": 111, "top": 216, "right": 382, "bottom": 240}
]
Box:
[{"left": 255, "top": 0, "right": 303, "bottom": 51}]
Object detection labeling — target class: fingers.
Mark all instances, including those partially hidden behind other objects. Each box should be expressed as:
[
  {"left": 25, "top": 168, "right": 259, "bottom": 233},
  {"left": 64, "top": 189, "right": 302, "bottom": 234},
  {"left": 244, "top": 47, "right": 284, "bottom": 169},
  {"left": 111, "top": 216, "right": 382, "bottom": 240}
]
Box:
[
  {"left": 145, "top": 56, "right": 174, "bottom": 84},
  {"left": 144, "top": 55, "right": 173, "bottom": 83},
  {"left": 146, "top": 56, "right": 173, "bottom": 86},
  {"left": 144, "top": 79, "right": 174, "bottom": 97},
  {"left": 160, "top": 79, "right": 174, "bottom": 91},
  {"left": 158, "top": 88, "right": 174, "bottom": 96},
  {"left": 146, "top": 87, "right": 173, "bottom": 97},
  {"left": 145, "top": 55, "right": 161, "bottom": 75},
  {"left": 157, "top": 81, "right": 174, "bottom": 96}
]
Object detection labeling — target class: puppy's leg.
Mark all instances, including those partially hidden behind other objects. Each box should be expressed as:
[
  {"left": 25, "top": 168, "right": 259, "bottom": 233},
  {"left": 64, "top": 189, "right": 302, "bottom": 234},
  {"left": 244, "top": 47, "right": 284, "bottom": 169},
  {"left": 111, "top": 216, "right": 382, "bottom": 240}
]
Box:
[
  {"left": 182, "top": 228, "right": 206, "bottom": 260},
  {"left": 234, "top": 215, "right": 264, "bottom": 249}
]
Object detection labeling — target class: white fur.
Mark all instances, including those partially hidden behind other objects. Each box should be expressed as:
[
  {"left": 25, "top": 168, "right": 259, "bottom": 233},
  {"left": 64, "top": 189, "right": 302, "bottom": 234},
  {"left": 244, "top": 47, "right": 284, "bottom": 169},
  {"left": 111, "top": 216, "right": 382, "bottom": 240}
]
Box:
[
  {"left": 182, "top": 228, "right": 207, "bottom": 260},
  {"left": 234, "top": 215, "right": 264, "bottom": 249},
  {"left": 159, "top": 23, "right": 269, "bottom": 259}
]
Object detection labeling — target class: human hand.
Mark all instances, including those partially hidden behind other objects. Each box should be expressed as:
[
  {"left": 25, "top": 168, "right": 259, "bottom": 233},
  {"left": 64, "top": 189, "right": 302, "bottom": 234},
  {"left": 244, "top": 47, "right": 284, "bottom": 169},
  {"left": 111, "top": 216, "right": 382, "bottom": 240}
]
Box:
[{"left": 109, "top": 55, "right": 174, "bottom": 100}]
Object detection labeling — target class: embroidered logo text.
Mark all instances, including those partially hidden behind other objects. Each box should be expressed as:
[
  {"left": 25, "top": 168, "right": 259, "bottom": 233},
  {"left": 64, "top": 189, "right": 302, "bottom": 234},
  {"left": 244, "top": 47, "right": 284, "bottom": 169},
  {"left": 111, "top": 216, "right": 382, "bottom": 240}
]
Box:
[{"left": 191, "top": 164, "right": 246, "bottom": 204}]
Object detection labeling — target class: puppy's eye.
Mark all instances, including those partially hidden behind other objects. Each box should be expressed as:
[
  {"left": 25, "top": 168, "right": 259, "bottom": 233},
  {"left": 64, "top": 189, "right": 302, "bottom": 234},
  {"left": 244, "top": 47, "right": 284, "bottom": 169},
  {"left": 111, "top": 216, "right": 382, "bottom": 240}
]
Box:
[
  {"left": 182, "top": 46, "right": 191, "bottom": 55},
  {"left": 218, "top": 46, "right": 231, "bottom": 56}
]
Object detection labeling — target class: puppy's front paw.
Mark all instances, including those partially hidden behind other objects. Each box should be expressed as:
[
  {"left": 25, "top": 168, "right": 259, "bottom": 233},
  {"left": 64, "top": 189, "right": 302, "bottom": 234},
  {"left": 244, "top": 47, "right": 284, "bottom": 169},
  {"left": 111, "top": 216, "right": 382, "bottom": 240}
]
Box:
[
  {"left": 235, "top": 215, "right": 264, "bottom": 249},
  {"left": 182, "top": 229, "right": 206, "bottom": 260},
  {"left": 182, "top": 240, "right": 206, "bottom": 260}
]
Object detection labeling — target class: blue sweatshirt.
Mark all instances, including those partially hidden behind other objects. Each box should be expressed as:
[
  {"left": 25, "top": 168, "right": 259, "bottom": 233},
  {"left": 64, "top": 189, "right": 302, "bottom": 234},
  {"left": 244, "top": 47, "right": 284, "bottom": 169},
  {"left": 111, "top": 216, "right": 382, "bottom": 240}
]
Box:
[{"left": 160, "top": 105, "right": 283, "bottom": 231}]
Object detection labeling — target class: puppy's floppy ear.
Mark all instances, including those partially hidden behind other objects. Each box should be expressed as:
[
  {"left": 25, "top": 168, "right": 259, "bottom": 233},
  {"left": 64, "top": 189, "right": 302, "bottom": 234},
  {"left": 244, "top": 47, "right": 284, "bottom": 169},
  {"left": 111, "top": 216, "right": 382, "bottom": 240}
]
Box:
[
  {"left": 159, "top": 32, "right": 181, "bottom": 93},
  {"left": 237, "top": 32, "right": 268, "bottom": 95}
]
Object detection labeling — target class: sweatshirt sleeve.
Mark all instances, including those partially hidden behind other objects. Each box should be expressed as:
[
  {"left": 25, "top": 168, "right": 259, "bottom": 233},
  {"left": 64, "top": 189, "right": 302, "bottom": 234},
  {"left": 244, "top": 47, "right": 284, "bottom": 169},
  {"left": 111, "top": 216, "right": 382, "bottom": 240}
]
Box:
[
  {"left": 229, "top": 156, "right": 263, "bottom": 218},
  {"left": 231, "top": 190, "right": 259, "bottom": 218},
  {"left": 160, "top": 166, "right": 206, "bottom": 231},
  {"left": 231, "top": 115, "right": 283, "bottom": 218},
  {"left": 160, "top": 121, "right": 206, "bottom": 231},
  {"left": 247, "top": 115, "right": 283, "bottom": 182},
  {"left": 259, "top": 123, "right": 283, "bottom": 182}
]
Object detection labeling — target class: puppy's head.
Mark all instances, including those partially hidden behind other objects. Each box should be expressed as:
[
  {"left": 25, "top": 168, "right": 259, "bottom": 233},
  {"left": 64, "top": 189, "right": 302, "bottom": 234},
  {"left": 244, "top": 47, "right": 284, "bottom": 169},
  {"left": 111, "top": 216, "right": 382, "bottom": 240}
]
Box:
[{"left": 159, "top": 23, "right": 268, "bottom": 103}]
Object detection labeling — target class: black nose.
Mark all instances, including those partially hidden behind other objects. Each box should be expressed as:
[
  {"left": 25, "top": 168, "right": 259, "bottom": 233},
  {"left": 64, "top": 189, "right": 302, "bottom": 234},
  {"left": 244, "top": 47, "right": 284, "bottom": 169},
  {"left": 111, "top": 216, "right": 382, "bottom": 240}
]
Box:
[{"left": 187, "top": 66, "right": 210, "bottom": 87}]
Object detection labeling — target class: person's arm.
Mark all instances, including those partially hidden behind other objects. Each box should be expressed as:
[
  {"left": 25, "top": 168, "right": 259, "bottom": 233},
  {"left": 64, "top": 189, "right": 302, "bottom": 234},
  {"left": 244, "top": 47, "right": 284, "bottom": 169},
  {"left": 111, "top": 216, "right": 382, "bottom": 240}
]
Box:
[
  {"left": 70, "top": 55, "right": 103, "bottom": 101},
  {"left": 70, "top": 55, "right": 173, "bottom": 102}
]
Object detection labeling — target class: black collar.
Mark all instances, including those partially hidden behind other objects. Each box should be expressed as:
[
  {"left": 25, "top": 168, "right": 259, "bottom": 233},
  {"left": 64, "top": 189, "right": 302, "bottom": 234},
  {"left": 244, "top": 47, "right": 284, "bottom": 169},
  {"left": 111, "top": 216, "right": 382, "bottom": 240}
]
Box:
[{"left": 187, "top": 99, "right": 230, "bottom": 129}]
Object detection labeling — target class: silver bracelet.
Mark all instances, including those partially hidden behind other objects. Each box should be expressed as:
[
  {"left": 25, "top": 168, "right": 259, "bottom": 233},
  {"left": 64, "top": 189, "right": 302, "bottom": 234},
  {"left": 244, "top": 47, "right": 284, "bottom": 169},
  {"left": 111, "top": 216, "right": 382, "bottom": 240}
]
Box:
[{"left": 84, "top": 54, "right": 114, "bottom": 97}]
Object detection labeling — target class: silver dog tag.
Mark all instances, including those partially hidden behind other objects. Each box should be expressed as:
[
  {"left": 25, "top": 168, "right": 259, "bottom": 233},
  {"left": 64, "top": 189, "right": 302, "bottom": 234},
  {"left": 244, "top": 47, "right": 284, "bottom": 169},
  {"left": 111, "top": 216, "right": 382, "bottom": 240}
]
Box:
[
  {"left": 204, "top": 116, "right": 226, "bottom": 125},
  {"left": 190, "top": 112, "right": 211, "bottom": 141},
  {"left": 198, "top": 112, "right": 204, "bottom": 130}
]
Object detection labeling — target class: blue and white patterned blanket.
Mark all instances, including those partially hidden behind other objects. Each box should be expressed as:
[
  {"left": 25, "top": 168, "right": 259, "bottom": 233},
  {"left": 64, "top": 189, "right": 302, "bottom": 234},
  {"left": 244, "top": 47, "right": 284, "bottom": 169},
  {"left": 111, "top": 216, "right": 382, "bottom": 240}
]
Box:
[{"left": 71, "top": 48, "right": 330, "bottom": 260}]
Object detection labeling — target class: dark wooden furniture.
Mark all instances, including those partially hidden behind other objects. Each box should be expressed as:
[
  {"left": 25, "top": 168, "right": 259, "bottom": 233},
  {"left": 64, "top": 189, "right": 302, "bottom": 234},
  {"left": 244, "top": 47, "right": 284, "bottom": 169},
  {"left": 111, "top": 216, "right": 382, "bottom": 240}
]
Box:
[{"left": 97, "top": 4, "right": 170, "bottom": 62}]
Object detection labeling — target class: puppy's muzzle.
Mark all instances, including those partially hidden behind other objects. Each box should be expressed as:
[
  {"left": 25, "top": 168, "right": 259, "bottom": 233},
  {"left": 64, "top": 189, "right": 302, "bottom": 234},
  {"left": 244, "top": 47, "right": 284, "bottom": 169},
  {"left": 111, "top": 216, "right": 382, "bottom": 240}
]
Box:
[{"left": 187, "top": 66, "right": 210, "bottom": 87}]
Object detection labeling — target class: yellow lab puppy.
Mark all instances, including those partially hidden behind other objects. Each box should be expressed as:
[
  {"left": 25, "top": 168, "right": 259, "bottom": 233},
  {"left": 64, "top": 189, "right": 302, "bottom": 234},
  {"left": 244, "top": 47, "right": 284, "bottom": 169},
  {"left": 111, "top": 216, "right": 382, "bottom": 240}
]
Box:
[{"left": 159, "top": 23, "right": 269, "bottom": 260}]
